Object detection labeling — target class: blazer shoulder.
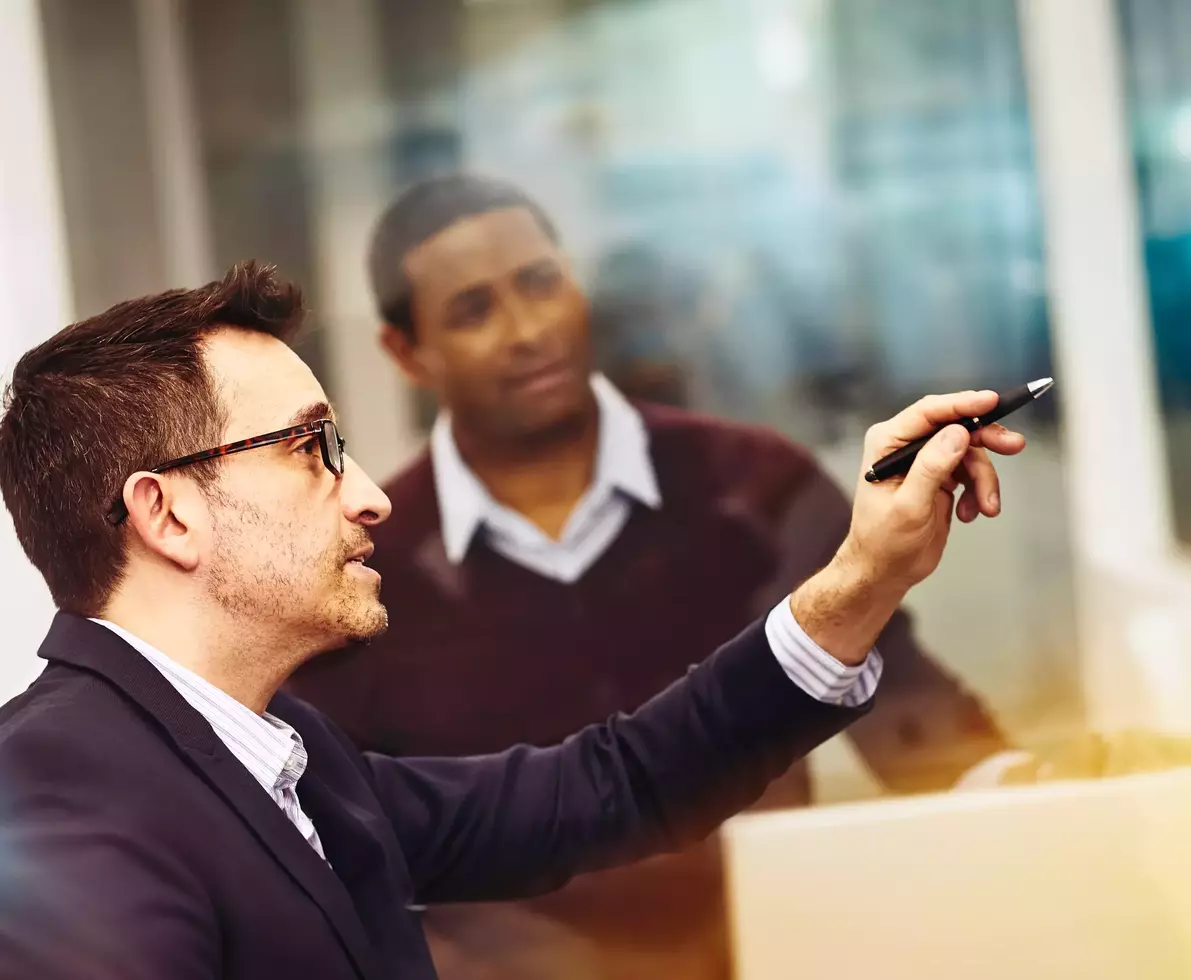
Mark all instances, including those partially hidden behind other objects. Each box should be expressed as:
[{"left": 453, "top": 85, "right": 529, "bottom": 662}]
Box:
[
  {"left": 0, "top": 667, "right": 159, "bottom": 804},
  {"left": 0, "top": 665, "right": 106, "bottom": 746}
]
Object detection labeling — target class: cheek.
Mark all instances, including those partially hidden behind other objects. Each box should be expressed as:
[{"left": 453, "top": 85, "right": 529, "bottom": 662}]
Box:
[
  {"left": 254, "top": 516, "right": 339, "bottom": 584},
  {"left": 223, "top": 469, "right": 302, "bottom": 522},
  {"left": 436, "top": 337, "right": 505, "bottom": 394},
  {"left": 216, "top": 468, "right": 337, "bottom": 556},
  {"left": 551, "top": 291, "right": 591, "bottom": 346}
]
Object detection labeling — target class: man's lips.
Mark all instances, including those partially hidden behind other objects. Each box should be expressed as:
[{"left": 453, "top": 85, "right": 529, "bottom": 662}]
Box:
[{"left": 505, "top": 361, "right": 575, "bottom": 393}]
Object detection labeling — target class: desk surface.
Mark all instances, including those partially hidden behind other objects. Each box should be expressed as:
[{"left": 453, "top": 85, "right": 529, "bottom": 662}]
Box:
[{"left": 724, "top": 768, "right": 1191, "bottom": 980}]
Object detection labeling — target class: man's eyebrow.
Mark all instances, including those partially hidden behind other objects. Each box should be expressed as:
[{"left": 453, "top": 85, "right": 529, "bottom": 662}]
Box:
[{"left": 285, "top": 401, "right": 337, "bottom": 427}]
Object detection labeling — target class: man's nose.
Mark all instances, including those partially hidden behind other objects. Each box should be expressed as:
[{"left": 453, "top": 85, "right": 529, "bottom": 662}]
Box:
[
  {"left": 503, "top": 295, "right": 553, "bottom": 347},
  {"left": 341, "top": 456, "right": 392, "bottom": 526}
]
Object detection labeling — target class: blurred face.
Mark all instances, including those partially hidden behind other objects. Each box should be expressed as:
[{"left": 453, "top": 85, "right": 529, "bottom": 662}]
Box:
[
  {"left": 198, "top": 329, "right": 392, "bottom": 646},
  {"left": 391, "top": 207, "right": 593, "bottom": 443}
]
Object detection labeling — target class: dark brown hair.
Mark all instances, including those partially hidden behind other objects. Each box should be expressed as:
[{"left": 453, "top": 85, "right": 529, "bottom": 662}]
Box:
[
  {"left": 367, "top": 173, "right": 559, "bottom": 339},
  {"left": 0, "top": 261, "right": 304, "bottom": 616}
]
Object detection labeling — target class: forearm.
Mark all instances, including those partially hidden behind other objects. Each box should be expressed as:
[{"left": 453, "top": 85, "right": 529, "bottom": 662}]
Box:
[{"left": 789, "top": 541, "right": 907, "bottom": 667}]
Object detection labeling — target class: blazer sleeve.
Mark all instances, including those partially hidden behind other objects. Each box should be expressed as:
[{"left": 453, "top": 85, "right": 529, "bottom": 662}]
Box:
[
  {"left": 759, "top": 458, "right": 1011, "bottom": 793},
  {"left": 0, "top": 730, "right": 219, "bottom": 980},
  {"left": 364, "top": 619, "right": 869, "bottom": 905}
]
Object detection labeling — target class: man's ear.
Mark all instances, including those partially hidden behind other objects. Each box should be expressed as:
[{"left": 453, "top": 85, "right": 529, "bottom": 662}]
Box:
[
  {"left": 120, "top": 472, "right": 202, "bottom": 571},
  {"left": 379, "top": 323, "right": 433, "bottom": 387}
]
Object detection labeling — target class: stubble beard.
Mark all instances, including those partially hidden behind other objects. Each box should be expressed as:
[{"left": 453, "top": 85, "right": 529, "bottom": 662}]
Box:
[{"left": 206, "top": 501, "right": 389, "bottom": 647}]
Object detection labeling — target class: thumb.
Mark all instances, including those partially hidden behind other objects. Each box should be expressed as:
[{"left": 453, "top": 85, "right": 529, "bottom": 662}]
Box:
[{"left": 898, "top": 424, "right": 969, "bottom": 513}]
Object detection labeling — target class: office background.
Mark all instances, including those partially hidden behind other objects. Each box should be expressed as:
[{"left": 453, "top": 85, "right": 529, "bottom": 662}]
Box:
[{"left": 2, "top": 0, "right": 1190, "bottom": 803}]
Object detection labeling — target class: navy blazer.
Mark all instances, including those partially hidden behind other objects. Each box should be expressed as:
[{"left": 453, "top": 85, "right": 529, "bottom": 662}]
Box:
[{"left": 0, "top": 614, "right": 868, "bottom": 979}]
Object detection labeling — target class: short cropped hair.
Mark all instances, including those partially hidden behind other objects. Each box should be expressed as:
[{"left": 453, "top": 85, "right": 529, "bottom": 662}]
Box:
[
  {"left": 0, "top": 262, "right": 304, "bottom": 615},
  {"left": 367, "top": 174, "right": 559, "bottom": 338}
]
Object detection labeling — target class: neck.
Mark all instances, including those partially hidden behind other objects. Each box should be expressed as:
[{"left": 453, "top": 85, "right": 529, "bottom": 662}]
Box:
[
  {"left": 453, "top": 396, "right": 600, "bottom": 540},
  {"left": 100, "top": 591, "right": 314, "bottom": 714}
]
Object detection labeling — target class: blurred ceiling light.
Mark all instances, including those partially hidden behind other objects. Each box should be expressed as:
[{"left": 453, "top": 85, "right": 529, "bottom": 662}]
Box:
[
  {"left": 758, "top": 19, "right": 811, "bottom": 92},
  {"left": 1172, "top": 105, "right": 1191, "bottom": 160}
]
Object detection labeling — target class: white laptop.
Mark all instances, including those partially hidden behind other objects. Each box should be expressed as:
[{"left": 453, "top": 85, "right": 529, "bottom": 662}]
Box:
[{"left": 723, "top": 767, "right": 1191, "bottom": 980}]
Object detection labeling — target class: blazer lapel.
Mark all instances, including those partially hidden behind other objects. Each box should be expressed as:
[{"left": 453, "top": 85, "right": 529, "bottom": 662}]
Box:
[
  {"left": 37, "top": 614, "right": 384, "bottom": 980},
  {"left": 193, "top": 750, "right": 383, "bottom": 980}
]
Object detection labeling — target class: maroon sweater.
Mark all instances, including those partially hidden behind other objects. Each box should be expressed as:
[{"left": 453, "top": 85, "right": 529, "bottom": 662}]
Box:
[{"left": 289, "top": 403, "right": 1006, "bottom": 979}]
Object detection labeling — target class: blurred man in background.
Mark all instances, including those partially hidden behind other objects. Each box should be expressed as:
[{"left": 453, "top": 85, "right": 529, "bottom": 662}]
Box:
[{"left": 289, "top": 175, "right": 1010, "bottom": 979}]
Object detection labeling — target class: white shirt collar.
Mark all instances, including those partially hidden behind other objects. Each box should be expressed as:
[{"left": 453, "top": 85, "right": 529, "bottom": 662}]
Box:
[
  {"left": 431, "top": 374, "right": 662, "bottom": 565},
  {"left": 88, "top": 618, "right": 306, "bottom": 797}
]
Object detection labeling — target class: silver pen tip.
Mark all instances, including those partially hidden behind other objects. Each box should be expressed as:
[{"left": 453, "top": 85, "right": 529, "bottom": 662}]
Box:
[{"left": 1028, "top": 377, "right": 1054, "bottom": 396}]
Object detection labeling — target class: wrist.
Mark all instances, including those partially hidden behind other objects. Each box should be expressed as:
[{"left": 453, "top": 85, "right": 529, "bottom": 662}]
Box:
[
  {"left": 788, "top": 540, "right": 909, "bottom": 666},
  {"left": 831, "top": 534, "right": 914, "bottom": 607}
]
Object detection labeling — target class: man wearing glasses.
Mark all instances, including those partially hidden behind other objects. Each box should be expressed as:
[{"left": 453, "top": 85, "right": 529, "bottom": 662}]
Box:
[{"left": 0, "top": 261, "right": 1023, "bottom": 979}]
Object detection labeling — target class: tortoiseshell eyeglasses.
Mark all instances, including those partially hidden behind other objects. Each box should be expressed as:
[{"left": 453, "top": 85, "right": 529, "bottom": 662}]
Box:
[{"left": 106, "top": 418, "right": 344, "bottom": 526}]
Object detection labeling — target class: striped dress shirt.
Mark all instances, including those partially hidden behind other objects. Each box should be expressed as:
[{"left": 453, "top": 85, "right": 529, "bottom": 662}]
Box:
[{"left": 90, "top": 619, "right": 326, "bottom": 859}]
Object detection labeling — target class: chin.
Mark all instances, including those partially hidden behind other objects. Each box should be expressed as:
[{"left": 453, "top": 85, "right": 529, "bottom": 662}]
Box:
[
  {"left": 521, "top": 394, "right": 591, "bottom": 441},
  {"left": 348, "top": 602, "right": 390, "bottom": 642},
  {"left": 318, "top": 597, "right": 389, "bottom": 650}
]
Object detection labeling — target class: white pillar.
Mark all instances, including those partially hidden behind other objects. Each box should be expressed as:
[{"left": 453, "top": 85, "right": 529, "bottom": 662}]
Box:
[
  {"left": 291, "top": 0, "right": 420, "bottom": 481},
  {"left": 0, "top": 0, "right": 73, "bottom": 698},
  {"left": 134, "top": 0, "right": 214, "bottom": 287},
  {"left": 1018, "top": 0, "right": 1191, "bottom": 731}
]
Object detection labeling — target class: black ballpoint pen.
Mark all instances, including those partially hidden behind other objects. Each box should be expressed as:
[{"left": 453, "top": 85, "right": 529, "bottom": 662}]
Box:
[{"left": 865, "top": 377, "right": 1055, "bottom": 483}]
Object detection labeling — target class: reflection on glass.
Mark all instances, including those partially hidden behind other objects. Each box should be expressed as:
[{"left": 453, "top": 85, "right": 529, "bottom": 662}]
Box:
[
  {"left": 458, "top": 0, "right": 1055, "bottom": 434},
  {"left": 450, "top": 0, "right": 1077, "bottom": 765}
]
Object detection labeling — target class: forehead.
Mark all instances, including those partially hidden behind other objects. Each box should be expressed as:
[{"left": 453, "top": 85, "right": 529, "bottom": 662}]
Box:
[
  {"left": 403, "top": 207, "right": 557, "bottom": 295},
  {"left": 202, "top": 328, "right": 328, "bottom": 436}
]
